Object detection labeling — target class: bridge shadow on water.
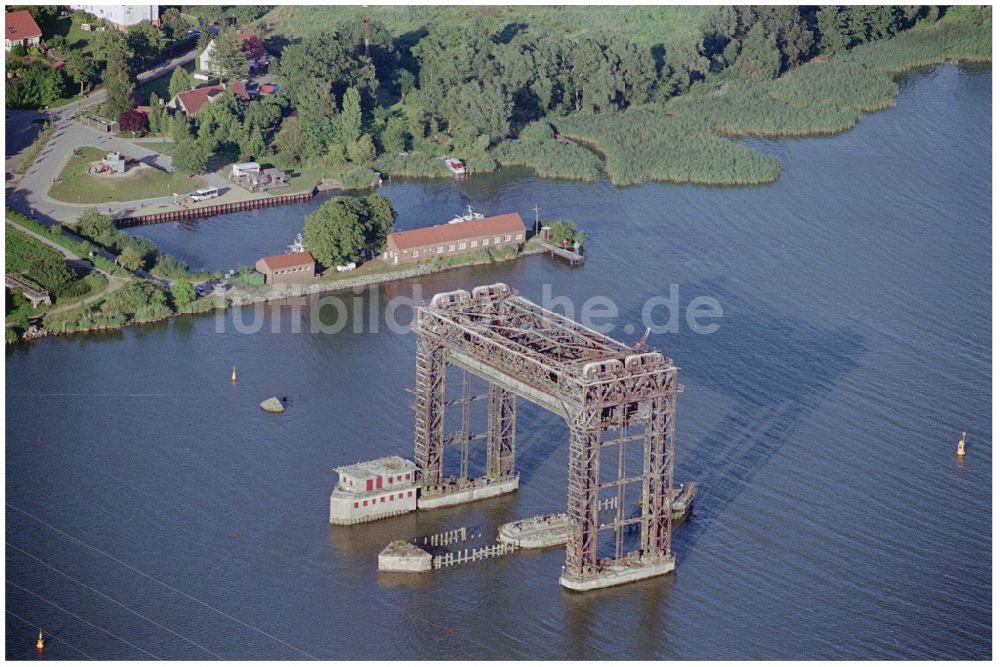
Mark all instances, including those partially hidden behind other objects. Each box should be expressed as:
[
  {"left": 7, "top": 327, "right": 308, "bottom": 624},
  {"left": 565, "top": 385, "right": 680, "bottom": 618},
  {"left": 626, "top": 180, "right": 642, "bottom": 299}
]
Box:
[
  {"left": 661, "top": 275, "right": 867, "bottom": 564},
  {"left": 504, "top": 274, "right": 866, "bottom": 540}
]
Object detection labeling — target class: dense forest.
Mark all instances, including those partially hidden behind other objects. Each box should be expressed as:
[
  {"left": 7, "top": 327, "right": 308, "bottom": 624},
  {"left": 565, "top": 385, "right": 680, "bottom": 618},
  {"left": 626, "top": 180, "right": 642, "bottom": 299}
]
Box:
[
  {"left": 252, "top": 4, "right": 990, "bottom": 187},
  {"left": 8, "top": 5, "right": 992, "bottom": 188}
]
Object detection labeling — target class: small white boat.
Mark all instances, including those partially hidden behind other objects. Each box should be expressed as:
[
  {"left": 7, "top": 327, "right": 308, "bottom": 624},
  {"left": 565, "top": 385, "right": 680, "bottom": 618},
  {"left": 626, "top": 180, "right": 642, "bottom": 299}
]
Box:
[{"left": 447, "top": 204, "right": 485, "bottom": 225}]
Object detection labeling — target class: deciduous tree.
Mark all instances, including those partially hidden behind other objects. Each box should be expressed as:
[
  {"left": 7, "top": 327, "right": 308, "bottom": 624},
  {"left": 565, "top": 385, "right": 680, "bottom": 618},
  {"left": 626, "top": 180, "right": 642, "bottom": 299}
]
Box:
[
  {"left": 172, "top": 137, "right": 210, "bottom": 175},
  {"left": 117, "top": 246, "right": 145, "bottom": 272},
  {"left": 64, "top": 52, "right": 95, "bottom": 96},
  {"left": 171, "top": 280, "right": 196, "bottom": 308}
]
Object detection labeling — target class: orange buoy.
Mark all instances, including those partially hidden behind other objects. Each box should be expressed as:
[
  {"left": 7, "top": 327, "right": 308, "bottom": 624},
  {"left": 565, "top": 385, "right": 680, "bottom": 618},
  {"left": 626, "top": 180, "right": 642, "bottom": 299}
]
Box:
[{"left": 36, "top": 630, "right": 44, "bottom": 652}]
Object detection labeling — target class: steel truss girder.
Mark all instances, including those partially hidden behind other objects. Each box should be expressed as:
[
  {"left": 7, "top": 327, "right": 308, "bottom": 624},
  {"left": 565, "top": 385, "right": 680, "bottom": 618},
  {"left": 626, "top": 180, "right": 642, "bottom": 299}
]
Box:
[{"left": 412, "top": 285, "right": 681, "bottom": 582}]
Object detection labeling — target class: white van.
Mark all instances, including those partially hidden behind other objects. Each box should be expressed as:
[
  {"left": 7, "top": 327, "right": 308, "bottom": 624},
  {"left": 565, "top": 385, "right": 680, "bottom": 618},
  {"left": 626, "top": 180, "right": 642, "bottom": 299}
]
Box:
[{"left": 188, "top": 187, "right": 219, "bottom": 202}]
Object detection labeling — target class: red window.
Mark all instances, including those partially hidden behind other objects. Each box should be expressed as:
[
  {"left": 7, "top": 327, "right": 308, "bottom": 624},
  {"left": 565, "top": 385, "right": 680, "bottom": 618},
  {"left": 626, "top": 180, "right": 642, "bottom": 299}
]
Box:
[
  {"left": 408, "top": 491, "right": 413, "bottom": 497},
  {"left": 353, "top": 502, "right": 358, "bottom": 509},
  {"left": 405, "top": 473, "right": 411, "bottom": 480},
  {"left": 380, "top": 496, "right": 385, "bottom": 503},
  {"left": 389, "top": 494, "right": 394, "bottom": 501},
  {"left": 366, "top": 479, "right": 373, "bottom": 492},
  {"left": 363, "top": 500, "right": 368, "bottom": 507},
  {"left": 376, "top": 476, "right": 383, "bottom": 489},
  {"left": 397, "top": 475, "right": 402, "bottom": 482}
]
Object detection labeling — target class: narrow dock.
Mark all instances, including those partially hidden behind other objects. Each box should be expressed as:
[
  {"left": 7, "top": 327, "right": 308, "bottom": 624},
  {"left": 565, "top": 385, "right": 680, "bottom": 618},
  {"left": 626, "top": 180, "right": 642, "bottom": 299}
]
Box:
[
  {"left": 115, "top": 190, "right": 315, "bottom": 228},
  {"left": 538, "top": 239, "right": 584, "bottom": 265},
  {"left": 498, "top": 483, "right": 696, "bottom": 549}
]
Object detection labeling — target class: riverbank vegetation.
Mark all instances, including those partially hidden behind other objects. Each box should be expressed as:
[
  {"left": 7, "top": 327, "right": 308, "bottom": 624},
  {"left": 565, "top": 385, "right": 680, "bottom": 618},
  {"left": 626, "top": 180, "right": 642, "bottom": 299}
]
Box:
[
  {"left": 490, "top": 123, "right": 603, "bottom": 182},
  {"left": 69, "top": 208, "right": 209, "bottom": 280},
  {"left": 237, "top": 4, "right": 990, "bottom": 189},
  {"left": 5, "top": 226, "right": 108, "bottom": 334}
]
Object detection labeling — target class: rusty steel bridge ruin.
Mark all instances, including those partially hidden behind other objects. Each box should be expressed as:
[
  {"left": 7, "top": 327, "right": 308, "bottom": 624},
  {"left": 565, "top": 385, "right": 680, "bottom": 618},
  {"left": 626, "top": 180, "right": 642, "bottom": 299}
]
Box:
[{"left": 411, "top": 283, "right": 681, "bottom": 591}]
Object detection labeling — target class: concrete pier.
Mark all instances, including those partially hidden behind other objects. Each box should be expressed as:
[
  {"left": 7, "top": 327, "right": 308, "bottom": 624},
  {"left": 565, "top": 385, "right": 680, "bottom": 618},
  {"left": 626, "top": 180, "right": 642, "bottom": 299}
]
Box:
[
  {"left": 417, "top": 476, "right": 519, "bottom": 509},
  {"left": 378, "top": 541, "right": 433, "bottom": 572},
  {"left": 559, "top": 555, "right": 676, "bottom": 591},
  {"left": 498, "top": 513, "right": 569, "bottom": 549}
]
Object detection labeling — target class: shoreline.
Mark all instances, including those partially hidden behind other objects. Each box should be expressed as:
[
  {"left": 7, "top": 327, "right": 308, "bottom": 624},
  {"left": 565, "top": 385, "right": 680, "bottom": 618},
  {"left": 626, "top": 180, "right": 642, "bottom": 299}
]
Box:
[{"left": 8, "top": 245, "right": 550, "bottom": 344}]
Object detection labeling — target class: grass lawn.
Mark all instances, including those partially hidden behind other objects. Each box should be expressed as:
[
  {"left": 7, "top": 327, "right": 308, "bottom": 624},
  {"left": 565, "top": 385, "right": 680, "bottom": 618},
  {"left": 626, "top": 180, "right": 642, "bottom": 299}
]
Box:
[
  {"left": 48, "top": 147, "right": 205, "bottom": 204},
  {"left": 35, "top": 11, "right": 98, "bottom": 57},
  {"left": 139, "top": 139, "right": 178, "bottom": 156},
  {"left": 135, "top": 63, "right": 199, "bottom": 104},
  {"left": 281, "top": 165, "right": 337, "bottom": 192}
]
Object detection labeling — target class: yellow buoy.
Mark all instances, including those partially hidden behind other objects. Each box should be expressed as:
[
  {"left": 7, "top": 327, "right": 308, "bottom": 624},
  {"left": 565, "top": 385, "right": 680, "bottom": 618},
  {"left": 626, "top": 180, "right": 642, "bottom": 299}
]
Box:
[
  {"left": 231, "top": 366, "right": 237, "bottom": 383},
  {"left": 36, "top": 630, "right": 44, "bottom": 652},
  {"left": 957, "top": 431, "right": 966, "bottom": 456}
]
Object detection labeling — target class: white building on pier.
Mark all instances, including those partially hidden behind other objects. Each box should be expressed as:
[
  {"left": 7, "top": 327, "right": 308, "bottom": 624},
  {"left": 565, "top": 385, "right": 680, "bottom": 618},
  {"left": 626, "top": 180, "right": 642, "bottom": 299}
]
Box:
[{"left": 329, "top": 456, "right": 418, "bottom": 524}]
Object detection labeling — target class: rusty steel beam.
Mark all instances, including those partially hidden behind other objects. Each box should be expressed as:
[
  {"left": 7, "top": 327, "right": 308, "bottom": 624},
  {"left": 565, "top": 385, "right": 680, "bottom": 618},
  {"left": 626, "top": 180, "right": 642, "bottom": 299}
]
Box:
[
  {"left": 486, "top": 383, "right": 516, "bottom": 479},
  {"left": 412, "top": 284, "right": 682, "bottom": 587}
]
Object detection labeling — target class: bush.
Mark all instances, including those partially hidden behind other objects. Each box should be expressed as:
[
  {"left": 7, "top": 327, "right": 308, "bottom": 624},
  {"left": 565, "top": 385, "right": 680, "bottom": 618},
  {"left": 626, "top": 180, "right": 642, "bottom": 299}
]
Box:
[
  {"left": 118, "top": 110, "right": 150, "bottom": 135},
  {"left": 152, "top": 253, "right": 190, "bottom": 278},
  {"left": 100, "top": 280, "right": 172, "bottom": 322},
  {"left": 544, "top": 220, "right": 577, "bottom": 245},
  {"left": 170, "top": 281, "right": 196, "bottom": 308}
]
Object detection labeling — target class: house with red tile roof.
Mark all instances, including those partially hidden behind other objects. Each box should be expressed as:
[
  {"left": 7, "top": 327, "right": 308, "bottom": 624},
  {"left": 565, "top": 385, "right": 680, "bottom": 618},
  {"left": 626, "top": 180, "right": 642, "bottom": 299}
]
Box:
[
  {"left": 384, "top": 213, "right": 526, "bottom": 265},
  {"left": 165, "top": 84, "right": 228, "bottom": 117},
  {"left": 166, "top": 80, "right": 255, "bottom": 117},
  {"left": 5, "top": 10, "right": 42, "bottom": 51},
  {"left": 255, "top": 251, "right": 316, "bottom": 284}
]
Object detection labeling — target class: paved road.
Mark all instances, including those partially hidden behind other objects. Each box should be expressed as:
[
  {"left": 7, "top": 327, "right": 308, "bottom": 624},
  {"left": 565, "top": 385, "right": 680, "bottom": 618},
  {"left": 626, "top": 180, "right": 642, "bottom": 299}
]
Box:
[
  {"left": 48, "top": 47, "right": 197, "bottom": 122},
  {"left": 6, "top": 46, "right": 207, "bottom": 225},
  {"left": 7, "top": 120, "right": 229, "bottom": 227}
]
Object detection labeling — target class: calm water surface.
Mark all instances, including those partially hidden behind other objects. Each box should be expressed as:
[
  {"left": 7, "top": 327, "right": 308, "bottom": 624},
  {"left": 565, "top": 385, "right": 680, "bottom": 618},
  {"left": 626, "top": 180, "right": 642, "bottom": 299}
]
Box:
[{"left": 6, "top": 64, "right": 991, "bottom": 659}]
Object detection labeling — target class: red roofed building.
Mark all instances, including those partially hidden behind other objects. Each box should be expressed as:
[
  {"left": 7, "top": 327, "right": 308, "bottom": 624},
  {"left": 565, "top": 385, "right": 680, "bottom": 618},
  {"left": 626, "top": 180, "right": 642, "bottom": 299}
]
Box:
[
  {"left": 229, "top": 80, "right": 251, "bottom": 103},
  {"left": 166, "top": 84, "right": 225, "bottom": 117},
  {"left": 255, "top": 251, "right": 316, "bottom": 284},
  {"left": 5, "top": 10, "right": 42, "bottom": 51},
  {"left": 384, "top": 213, "right": 526, "bottom": 265}
]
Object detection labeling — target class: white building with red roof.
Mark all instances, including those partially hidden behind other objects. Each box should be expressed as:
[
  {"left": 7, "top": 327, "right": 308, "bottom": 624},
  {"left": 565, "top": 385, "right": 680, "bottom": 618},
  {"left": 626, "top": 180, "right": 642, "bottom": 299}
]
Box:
[
  {"left": 5, "top": 10, "right": 42, "bottom": 51},
  {"left": 383, "top": 212, "right": 527, "bottom": 265}
]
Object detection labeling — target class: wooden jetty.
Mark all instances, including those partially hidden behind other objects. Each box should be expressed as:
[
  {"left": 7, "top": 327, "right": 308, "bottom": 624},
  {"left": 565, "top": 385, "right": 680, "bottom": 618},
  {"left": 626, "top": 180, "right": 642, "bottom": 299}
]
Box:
[
  {"left": 538, "top": 239, "right": 584, "bottom": 266},
  {"left": 115, "top": 191, "right": 314, "bottom": 228}
]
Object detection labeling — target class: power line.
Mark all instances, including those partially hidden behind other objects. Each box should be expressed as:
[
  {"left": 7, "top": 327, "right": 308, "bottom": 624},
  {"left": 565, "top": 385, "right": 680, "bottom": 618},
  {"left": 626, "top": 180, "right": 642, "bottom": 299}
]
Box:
[
  {"left": 6, "top": 580, "right": 161, "bottom": 659},
  {"left": 6, "top": 503, "right": 320, "bottom": 660},
  {"left": 8, "top": 542, "right": 225, "bottom": 660},
  {"left": 6, "top": 608, "right": 96, "bottom": 660}
]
